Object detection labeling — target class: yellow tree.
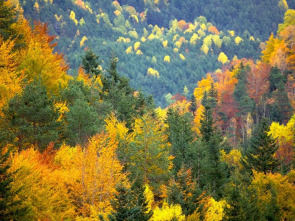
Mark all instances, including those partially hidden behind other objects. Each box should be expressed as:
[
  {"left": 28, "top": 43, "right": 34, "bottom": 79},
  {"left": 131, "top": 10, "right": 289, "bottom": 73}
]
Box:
[
  {"left": 128, "top": 114, "right": 171, "bottom": 195},
  {"left": 250, "top": 170, "right": 295, "bottom": 220},
  {"left": 19, "top": 23, "right": 70, "bottom": 96},
  {"left": 10, "top": 147, "right": 76, "bottom": 220},
  {"left": 0, "top": 38, "right": 23, "bottom": 112},
  {"left": 54, "top": 133, "right": 126, "bottom": 218}
]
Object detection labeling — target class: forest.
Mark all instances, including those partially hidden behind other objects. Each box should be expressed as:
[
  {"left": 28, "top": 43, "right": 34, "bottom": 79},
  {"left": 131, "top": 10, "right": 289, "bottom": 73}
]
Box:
[
  {"left": 0, "top": 0, "right": 295, "bottom": 220},
  {"left": 17, "top": 0, "right": 295, "bottom": 105}
]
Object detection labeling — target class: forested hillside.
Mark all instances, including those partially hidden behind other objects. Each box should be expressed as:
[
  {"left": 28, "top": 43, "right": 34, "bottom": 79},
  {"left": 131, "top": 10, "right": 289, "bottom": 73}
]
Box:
[
  {"left": 17, "top": 0, "right": 294, "bottom": 105},
  {"left": 0, "top": 0, "right": 295, "bottom": 220}
]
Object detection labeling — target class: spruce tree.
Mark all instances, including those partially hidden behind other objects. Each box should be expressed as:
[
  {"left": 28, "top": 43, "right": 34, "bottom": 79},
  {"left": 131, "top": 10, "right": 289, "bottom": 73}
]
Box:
[
  {"left": 199, "top": 100, "right": 227, "bottom": 199},
  {"left": 241, "top": 119, "right": 280, "bottom": 174},
  {"left": 108, "top": 183, "right": 139, "bottom": 221},
  {"left": 166, "top": 108, "right": 194, "bottom": 174},
  {"left": 131, "top": 178, "right": 153, "bottom": 221}
]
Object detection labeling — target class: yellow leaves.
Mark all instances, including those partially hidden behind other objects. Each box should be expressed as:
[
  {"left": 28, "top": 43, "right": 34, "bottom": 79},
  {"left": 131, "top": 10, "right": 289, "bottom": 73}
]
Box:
[
  {"left": 130, "top": 14, "right": 139, "bottom": 23},
  {"left": 54, "top": 101, "right": 69, "bottom": 122},
  {"left": 190, "top": 33, "right": 199, "bottom": 45},
  {"left": 126, "top": 46, "right": 133, "bottom": 54},
  {"left": 175, "top": 40, "right": 182, "bottom": 48},
  {"left": 179, "top": 53, "right": 186, "bottom": 60},
  {"left": 55, "top": 14, "right": 62, "bottom": 21},
  {"left": 212, "top": 35, "right": 222, "bottom": 48},
  {"left": 162, "top": 40, "right": 168, "bottom": 48},
  {"left": 173, "top": 48, "right": 179, "bottom": 53},
  {"left": 0, "top": 38, "right": 23, "bottom": 112},
  {"left": 228, "top": 30, "right": 235, "bottom": 36},
  {"left": 80, "top": 36, "right": 87, "bottom": 47},
  {"left": 204, "top": 198, "right": 229, "bottom": 221},
  {"left": 234, "top": 36, "right": 243, "bottom": 45},
  {"left": 250, "top": 170, "right": 295, "bottom": 220},
  {"left": 136, "top": 49, "right": 143, "bottom": 55},
  {"left": 193, "top": 74, "right": 214, "bottom": 103},
  {"left": 128, "top": 30, "right": 138, "bottom": 39},
  {"left": 147, "top": 33, "right": 156, "bottom": 40},
  {"left": 147, "top": 68, "right": 160, "bottom": 78},
  {"left": 69, "top": 11, "right": 78, "bottom": 26},
  {"left": 10, "top": 148, "right": 76, "bottom": 220},
  {"left": 278, "top": 0, "right": 288, "bottom": 11},
  {"left": 220, "top": 149, "right": 242, "bottom": 169},
  {"left": 218, "top": 52, "right": 229, "bottom": 64},
  {"left": 193, "top": 104, "right": 205, "bottom": 134},
  {"left": 152, "top": 201, "right": 185, "bottom": 221},
  {"left": 105, "top": 113, "right": 129, "bottom": 142},
  {"left": 201, "top": 44, "right": 209, "bottom": 54},
  {"left": 155, "top": 106, "right": 167, "bottom": 124},
  {"left": 112, "top": 1, "right": 122, "bottom": 11},
  {"left": 34, "top": 1, "right": 39, "bottom": 12},
  {"left": 55, "top": 133, "right": 126, "bottom": 217},
  {"left": 249, "top": 36, "right": 255, "bottom": 41},
  {"left": 164, "top": 55, "right": 170, "bottom": 63},
  {"left": 141, "top": 36, "right": 146, "bottom": 42},
  {"left": 200, "top": 23, "right": 207, "bottom": 30},
  {"left": 117, "top": 36, "right": 130, "bottom": 43},
  {"left": 133, "top": 41, "right": 141, "bottom": 51},
  {"left": 114, "top": 9, "right": 121, "bottom": 16}
]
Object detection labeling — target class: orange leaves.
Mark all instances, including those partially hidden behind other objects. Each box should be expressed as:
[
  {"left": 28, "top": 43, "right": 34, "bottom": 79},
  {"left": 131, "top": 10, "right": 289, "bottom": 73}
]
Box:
[
  {"left": 247, "top": 62, "right": 270, "bottom": 103},
  {"left": 0, "top": 38, "right": 23, "bottom": 112},
  {"left": 208, "top": 26, "right": 219, "bottom": 35},
  {"left": 10, "top": 131, "right": 126, "bottom": 219}
]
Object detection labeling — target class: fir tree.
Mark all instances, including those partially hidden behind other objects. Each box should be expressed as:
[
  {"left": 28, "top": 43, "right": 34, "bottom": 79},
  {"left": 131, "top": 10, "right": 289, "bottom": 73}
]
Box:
[{"left": 241, "top": 119, "right": 280, "bottom": 174}]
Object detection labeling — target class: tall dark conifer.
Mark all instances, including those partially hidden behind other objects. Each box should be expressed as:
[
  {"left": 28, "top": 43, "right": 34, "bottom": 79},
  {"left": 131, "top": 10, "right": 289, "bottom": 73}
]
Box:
[{"left": 241, "top": 119, "right": 280, "bottom": 174}]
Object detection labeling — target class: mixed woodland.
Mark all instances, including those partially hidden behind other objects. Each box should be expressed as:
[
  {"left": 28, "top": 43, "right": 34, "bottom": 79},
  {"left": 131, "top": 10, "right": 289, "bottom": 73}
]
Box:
[{"left": 0, "top": 0, "right": 295, "bottom": 220}]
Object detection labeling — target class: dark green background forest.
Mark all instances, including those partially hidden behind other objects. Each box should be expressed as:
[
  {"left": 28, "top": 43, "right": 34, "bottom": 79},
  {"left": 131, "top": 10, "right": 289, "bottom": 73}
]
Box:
[{"left": 19, "top": 0, "right": 295, "bottom": 106}]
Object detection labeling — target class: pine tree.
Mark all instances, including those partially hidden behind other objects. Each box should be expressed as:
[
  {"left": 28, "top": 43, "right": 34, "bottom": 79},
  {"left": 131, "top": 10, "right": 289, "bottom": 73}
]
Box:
[
  {"left": 2, "top": 79, "right": 61, "bottom": 151},
  {"left": 241, "top": 119, "right": 280, "bottom": 174}
]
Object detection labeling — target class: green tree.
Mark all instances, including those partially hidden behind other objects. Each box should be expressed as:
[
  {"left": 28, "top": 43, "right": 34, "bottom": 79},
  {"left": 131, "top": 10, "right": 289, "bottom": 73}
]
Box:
[
  {"left": 199, "top": 102, "right": 227, "bottom": 199},
  {"left": 65, "top": 97, "right": 100, "bottom": 146},
  {"left": 1, "top": 79, "right": 60, "bottom": 151},
  {"left": 108, "top": 183, "right": 140, "bottom": 221},
  {"left": 82, "top": 48, "right": 102, "bottom": 77},
  {"left": 241, "top": 119, "right": 280, "bottom": 174},
  {"left": 166, "top": 108, "right": 194, "bottom": 174}
]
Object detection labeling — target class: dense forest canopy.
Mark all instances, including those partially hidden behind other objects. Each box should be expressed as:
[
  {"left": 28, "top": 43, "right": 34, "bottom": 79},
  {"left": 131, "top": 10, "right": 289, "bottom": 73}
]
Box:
[
  {"left": 17, "top": 0, "right": 295, "bottom": 106},
  {"left": 0, "top": 0, "right": 295, "bottom": 220}
]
